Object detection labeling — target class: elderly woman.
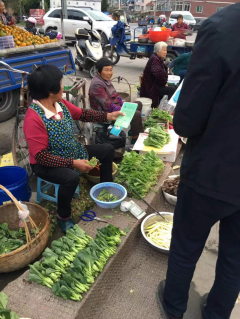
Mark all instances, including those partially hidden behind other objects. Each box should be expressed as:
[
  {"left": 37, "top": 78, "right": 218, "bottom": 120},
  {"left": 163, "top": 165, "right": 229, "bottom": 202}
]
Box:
[
  {"left": 140, "top": 42, "right": 176, "bottom": 108},
  {"left": 172, "top": 14, "right": 190, "bottom": 40},
  {"left": 89, "top": 58, "right": 143, "bottom": 145},
  {"left": 23, "top": 65, "right": 123, "bottom": 233},
  {"left": 0, "top": 1, "right": 7, "bottom": 25}
]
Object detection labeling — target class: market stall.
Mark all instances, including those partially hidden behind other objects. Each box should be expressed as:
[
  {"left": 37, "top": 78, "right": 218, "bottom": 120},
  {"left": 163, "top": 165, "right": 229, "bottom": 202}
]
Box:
[{"left": 2, "top": 165, "right": 177, "bottom": 319}]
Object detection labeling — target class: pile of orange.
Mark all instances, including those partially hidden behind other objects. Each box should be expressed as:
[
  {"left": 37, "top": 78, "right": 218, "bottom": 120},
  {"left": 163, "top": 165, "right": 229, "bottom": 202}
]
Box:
[{"left": 0, "top": 22, "right": 58, "bottom": 47}]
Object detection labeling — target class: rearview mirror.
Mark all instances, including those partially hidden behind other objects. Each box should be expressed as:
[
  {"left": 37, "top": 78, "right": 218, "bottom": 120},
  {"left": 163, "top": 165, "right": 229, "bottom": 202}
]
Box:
[{"left": 83, "top": 16, "right": 90, "bottom": 21}]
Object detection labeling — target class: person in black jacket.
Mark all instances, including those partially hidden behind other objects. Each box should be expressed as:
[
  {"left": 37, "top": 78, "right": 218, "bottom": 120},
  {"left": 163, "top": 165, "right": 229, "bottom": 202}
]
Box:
[{"left": 157, "top": 3, "right": 240, "bottom": 319}]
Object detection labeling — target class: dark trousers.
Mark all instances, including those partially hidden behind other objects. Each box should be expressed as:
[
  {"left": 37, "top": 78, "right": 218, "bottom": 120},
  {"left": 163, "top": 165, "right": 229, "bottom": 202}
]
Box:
[
  {"left": 131, "top": 101, "right": 143, "bottom": 136},
  {"left": 163, "top": 183, "right": 240, "bottom": 319},
  {"left": 158, "top": 85, "right": 177, "bottom": 104},
  {"left": 179, "top": 70, "right": 187, "bottom": 83},
  {"left": 32, "top": 144, "right": 114, "bottom": 219}
]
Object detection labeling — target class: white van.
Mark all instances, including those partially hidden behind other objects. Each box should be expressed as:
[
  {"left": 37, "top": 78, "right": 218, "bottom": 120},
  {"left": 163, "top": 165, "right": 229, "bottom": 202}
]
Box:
[{"left": 169, "top": 11, "right": 196, "bottom": 26}]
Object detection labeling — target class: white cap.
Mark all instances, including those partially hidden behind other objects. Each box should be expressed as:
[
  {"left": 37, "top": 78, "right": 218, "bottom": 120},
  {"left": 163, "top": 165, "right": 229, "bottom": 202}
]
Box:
[{"left": 27, "top": 17, "right": 37, "bottom": 24}]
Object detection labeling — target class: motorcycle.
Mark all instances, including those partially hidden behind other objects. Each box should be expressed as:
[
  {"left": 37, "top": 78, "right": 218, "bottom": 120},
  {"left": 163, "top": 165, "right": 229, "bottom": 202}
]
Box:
[
  {"left": 39, "top": 26, "right": 60, "bottom": 39},
  {"left": 75, "top": 18, "right": 103, "bottom": 78}
]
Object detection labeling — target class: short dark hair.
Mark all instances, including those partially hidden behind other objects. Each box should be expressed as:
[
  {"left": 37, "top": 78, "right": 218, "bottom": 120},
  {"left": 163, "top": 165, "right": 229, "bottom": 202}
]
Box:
[
  {"left": 27, "top": 65, "right": 63, "bottom": 100},
  {"left": 112, "top": 11, "right": 120, "bottom": 18},
  {"left": 177, "top": 14, "right": 183, "bottom": 20},
  {"left": 96, "top": 58, "right": 113, "bottom": 74}
]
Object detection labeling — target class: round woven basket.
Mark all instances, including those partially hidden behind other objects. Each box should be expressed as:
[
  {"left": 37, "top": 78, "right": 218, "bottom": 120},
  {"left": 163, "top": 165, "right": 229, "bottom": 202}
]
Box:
[{"left": 0, "top": 202, "right": 50, "bottom": 273}]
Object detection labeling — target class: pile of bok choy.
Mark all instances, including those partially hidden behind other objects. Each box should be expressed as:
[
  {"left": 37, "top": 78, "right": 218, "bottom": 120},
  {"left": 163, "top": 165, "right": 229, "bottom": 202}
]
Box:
[
  {"left": 29, "top": 224, "right": 126, "bottom": 301},
  {"left": 115, "top": 151, "right": 164, "bottom": 198},
  {"left": 28, "top": 225, "right": 92, "bottom": 288},
  {"left": 52, "top": 224, "right": 126, "bottom": 301}
]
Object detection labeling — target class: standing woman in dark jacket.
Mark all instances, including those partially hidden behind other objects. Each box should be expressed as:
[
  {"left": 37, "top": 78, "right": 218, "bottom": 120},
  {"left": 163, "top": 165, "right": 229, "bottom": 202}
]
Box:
[{"left": 140, "top": 42, "right": 176, "bottom": 108}]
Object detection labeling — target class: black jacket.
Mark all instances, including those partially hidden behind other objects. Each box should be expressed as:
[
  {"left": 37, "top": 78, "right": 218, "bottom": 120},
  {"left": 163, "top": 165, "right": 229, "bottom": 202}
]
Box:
[{"left": 173, "top": 3, "right": 240, "bottom": 206}]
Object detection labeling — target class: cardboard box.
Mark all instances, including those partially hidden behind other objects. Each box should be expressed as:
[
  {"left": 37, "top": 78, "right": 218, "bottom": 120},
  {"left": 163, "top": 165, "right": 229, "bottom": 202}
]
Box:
[{"left": 132, "top": 129, "right": 179, "bottom": 162}]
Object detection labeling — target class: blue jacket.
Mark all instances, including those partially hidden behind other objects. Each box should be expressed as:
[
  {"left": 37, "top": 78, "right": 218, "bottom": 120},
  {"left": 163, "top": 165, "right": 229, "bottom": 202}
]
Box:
[{"left": 110, "top": 21, "right": 126, "bottom": 45}]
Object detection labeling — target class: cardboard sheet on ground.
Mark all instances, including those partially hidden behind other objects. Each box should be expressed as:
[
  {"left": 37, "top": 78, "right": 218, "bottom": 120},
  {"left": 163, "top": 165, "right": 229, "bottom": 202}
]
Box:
[
  {"left": 133, "top": 129, "right": 179, "bottom": 162},
  {"left": 114, "top": 102, "right": 138, "bottom": 128}
]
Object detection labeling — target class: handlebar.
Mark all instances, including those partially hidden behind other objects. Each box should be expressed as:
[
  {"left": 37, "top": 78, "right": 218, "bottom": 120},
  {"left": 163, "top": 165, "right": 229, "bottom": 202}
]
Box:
[{"left": 0, "top": 61, "right": 29, "bottom": 75}]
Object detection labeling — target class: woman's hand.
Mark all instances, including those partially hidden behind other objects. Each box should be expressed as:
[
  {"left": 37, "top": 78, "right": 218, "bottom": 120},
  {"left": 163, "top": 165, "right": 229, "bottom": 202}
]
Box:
[
  {"left": 107, "top": 111, "right": 125, "bottom": 122},
  {"left": 73, "top": 160, "right": 93, "bottom": 173}
]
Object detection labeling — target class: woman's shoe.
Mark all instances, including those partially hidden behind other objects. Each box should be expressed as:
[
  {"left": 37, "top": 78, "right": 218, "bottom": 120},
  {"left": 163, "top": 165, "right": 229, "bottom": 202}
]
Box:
[{"left": 58, "top": 217, "right": 75, "bottom": 234}]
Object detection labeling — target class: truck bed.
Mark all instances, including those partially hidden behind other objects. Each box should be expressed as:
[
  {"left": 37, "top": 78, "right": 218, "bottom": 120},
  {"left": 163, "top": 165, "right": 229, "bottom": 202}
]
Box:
[{"left": 0, "top": 41, "right": 76, "bottom": 93}]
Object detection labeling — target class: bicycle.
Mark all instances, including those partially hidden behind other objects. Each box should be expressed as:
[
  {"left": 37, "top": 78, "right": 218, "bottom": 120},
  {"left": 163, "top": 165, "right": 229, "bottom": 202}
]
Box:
[{"left": 0, "top": 62, "right": 88, "bottom": 177}]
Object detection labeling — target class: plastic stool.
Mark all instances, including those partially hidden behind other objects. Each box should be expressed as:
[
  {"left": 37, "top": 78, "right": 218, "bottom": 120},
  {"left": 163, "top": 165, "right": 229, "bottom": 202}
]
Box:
[{"left": 36, "top": 177, "right": 79, "bottom": 204}]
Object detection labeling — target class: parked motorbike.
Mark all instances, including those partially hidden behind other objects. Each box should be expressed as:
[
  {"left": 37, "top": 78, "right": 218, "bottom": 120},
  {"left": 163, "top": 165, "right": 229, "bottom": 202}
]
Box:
[
  {"left": 75, "top": 18, "right": 103, "bottom": 78},
  {"left": 39, "top": 26, "right": 60, "bottom": 39}
]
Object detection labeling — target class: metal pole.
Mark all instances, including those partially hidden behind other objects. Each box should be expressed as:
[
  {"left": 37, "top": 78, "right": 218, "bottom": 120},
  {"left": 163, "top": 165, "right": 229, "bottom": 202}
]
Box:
[
  {"left": 19, "top": 0, "right": 22, "bottom": 22},
  {"left": 154, "top": 0, "right": 156, "bottom": 20},
  {"left": 42, "top": 0, "right": 45, "bottom": 10},
  {"left": 61, "top": 0, "right": 68, "bottom": 43},
  {"left": 118, "top": 0, "right": 121, "bottom": 9}
]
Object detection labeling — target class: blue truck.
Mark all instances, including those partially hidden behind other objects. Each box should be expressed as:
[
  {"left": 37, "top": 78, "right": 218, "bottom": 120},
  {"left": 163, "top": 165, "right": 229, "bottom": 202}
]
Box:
[{"left": 0, "top": 42, "right": 76, "bottom": 122}]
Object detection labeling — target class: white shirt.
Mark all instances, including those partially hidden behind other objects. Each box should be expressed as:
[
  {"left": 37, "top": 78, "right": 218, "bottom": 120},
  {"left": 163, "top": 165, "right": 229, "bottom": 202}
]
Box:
[{"left": 33, "top": 100, "right": 63, "bottom": 120}]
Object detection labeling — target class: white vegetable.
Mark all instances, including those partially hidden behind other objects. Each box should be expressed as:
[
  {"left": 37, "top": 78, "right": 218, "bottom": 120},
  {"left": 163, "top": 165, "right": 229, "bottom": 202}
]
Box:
[{"left": 145, "top": 220, "right": 173, "bottom": 249}]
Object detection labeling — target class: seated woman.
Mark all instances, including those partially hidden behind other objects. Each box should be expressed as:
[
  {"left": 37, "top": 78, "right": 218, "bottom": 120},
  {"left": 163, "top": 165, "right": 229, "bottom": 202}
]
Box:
[
  {"left": 89, "top": 58, "right": 143, "bottom": 145},
  {"left": 168, "top": 52, "right": 192, "bottom": 82},
  {"left": 140, "top": 42, "right": 176, "bottom": 108},
  {"left": 23, "top": 65, "right": 123, "bottom": 233},
  {"left": 171, "top": 14, "right": 190, "bottom": 40}
]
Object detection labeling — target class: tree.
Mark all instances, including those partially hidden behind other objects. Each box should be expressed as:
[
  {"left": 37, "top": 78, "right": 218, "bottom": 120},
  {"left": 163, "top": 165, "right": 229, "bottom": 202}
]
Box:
[
  {"left": 101, "top": 0, "right": 108, "bottom": 12},
  {"left": 22, "top": 0, "right": 40, "bottom": 15}
]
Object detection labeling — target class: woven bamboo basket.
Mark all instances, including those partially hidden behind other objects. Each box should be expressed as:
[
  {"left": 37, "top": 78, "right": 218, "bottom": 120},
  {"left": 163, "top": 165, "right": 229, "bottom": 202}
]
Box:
[{"left": 0, "top": 202, "right": 50, "bottom": 273}]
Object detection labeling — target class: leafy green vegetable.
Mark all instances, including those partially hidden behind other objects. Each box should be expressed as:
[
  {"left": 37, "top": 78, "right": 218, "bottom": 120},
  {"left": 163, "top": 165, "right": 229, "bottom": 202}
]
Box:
[
  {"left": 29, "top": 224, "right": 126, "bottom": 302},
  {"left": 144, "top": 109, "right": 172, "bottom": 129},
  {"left": 144, "top": 126, "right": 171, "bottom": 149},
  {"left": 97, "top": 189, "right": 119, "bottom": 202},
  {"left": 0, "top": 293, "right": 20, "bottom": 319},
  {"left": 0, "top": 293, "right": 8, "bottom": 309},
  {"left": 151, "top": 109, "right": 173, "bottom": 122},
  {"left": 29, "top": 225, "right": 92, "bottom": 288},
  {"left": 143, "top": 117, "right": 159, "bottom": 129},
  {"left": 115, "top": 151, "right": 164, "bottom": 198},
  {"left": 0, "top": 222, "right": 41, "bottom": 255},
  {"left": 87, "top": 157, "right": 99, "bottom": 167}
]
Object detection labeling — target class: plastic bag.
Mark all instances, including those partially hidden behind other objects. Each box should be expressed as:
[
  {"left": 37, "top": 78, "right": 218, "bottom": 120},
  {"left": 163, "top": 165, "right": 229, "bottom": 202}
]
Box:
[
  {"left": 159, "top": 95, "right": 175, "bottom": 113},
  {"left": 158, "top": 95, "right": 169, "bottom": 110},
  {"left": 95, "top": 124, "right": 126, "bottom": 149}
]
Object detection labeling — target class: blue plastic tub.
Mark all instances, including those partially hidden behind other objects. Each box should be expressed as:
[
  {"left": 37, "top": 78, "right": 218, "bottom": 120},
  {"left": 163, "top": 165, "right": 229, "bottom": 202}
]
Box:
[
  {"left": 0, "top": 166, "right": 31, "bottom": 205},
  {"left": 90, "top": 182, "right": 127, "bottom": 209}
]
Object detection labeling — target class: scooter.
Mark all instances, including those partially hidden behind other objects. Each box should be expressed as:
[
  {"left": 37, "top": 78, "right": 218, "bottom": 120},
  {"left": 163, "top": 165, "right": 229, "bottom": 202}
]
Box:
[
  {"left": 39, "top": 26, "right": 59, "bottom": 39},
  {"left": 75, "top": 18, "right": 103, "bottom": 78}
]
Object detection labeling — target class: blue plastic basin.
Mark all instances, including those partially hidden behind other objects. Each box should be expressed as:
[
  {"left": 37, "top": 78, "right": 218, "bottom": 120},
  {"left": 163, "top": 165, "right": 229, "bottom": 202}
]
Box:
[
  {"left": 90, "top": 182, "right": 127, "bottom": 209},
  {"left": 0, "top": 166, "right": 31, "bottom": 205}
]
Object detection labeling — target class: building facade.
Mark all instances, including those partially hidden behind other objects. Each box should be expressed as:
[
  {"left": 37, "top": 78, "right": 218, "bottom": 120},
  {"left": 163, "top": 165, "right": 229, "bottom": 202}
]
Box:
[{"left": 152, "top": 0, "right": 240, "bottom": 18}]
